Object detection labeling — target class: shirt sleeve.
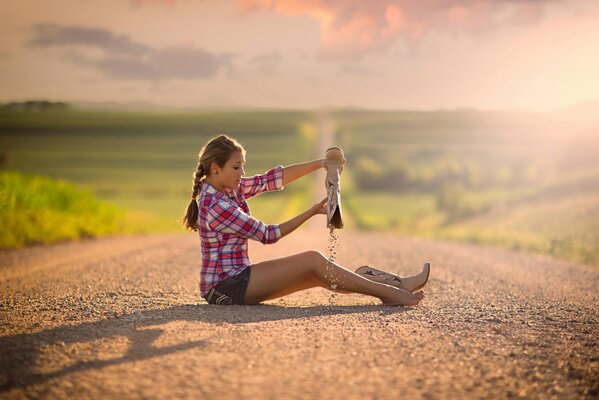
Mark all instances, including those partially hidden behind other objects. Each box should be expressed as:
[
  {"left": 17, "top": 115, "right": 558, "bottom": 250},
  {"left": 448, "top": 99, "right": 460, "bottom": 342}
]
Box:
[
  {"left": 207, "top": 199, "right": 281, "bottom": 245},
  {"left": 239, "top": 165, "right": 284, "bottom": 200}
]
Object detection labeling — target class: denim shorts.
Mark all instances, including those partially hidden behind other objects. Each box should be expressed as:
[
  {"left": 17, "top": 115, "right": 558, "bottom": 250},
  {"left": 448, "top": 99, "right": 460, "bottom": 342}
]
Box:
[{"left": 203, "top": 267, "right": 251, "bottom": 305}]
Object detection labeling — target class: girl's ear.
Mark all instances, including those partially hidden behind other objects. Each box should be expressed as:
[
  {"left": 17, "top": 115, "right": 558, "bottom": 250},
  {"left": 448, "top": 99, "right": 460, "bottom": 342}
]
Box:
[{"left": 210, "top": 162, "right": 220, "bottom": 175}]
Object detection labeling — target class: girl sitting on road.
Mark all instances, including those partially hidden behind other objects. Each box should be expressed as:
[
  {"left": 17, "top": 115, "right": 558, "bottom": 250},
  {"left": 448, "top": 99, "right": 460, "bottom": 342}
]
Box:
[{"left": 182, "top": 135, "right": 429, "bottom": 306}]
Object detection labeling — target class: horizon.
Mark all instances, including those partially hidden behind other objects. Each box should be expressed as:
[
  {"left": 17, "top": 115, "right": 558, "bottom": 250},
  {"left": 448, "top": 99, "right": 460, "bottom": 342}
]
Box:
[{"left": 3, "top": 98, "right": 599, "bottom": 116}]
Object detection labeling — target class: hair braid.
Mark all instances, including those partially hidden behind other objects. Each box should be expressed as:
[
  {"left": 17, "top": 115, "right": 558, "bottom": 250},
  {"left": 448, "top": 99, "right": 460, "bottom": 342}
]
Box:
[
  {"left": 192, "top": 163, "right": 205, "bottom": 199},
  {"left": 182, "top": 163, "right": 204, "bottom": 231}
]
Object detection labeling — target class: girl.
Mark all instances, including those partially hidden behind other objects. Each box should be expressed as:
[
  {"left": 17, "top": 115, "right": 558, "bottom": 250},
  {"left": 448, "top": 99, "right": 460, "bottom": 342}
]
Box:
[{"left": 183, "top": 135, "right": 429, "bottom": 306}]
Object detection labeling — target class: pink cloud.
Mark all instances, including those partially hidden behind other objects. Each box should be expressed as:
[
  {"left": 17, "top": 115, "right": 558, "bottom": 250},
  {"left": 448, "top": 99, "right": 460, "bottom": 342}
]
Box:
[{"left": 238, "top": 0, "right": 554, "bottom": 59}]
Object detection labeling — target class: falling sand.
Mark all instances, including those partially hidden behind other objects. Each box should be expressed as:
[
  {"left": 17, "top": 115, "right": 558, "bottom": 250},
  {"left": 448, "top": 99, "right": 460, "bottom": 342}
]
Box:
[{"left": 325, "top": 228, "right": 340, "bottom": 303}]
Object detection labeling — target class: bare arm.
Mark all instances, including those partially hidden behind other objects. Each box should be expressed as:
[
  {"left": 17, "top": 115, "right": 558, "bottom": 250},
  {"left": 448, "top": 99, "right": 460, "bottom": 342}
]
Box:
[
  {"left": 282, "top": 159, "right": 325, "bottom": 186},
  {"left": 278, "top": 198, "right": 326, "bottom": 238}
]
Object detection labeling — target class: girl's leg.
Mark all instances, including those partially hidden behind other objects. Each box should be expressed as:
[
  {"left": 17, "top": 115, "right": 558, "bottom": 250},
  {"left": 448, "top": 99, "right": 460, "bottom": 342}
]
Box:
[{"left": 244, "top": 250, "right": 424, "bottom": 306}]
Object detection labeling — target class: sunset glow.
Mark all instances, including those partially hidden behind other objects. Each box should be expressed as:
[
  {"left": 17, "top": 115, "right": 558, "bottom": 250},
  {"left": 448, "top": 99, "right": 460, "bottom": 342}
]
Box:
[{"left": 0, "top": 0, "right": 597, "bottom": 111}]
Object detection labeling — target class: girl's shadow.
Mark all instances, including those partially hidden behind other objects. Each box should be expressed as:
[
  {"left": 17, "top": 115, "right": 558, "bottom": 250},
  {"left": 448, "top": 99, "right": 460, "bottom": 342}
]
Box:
[{"left": 0, "top": 303, "right": 407, "bottom": 391}]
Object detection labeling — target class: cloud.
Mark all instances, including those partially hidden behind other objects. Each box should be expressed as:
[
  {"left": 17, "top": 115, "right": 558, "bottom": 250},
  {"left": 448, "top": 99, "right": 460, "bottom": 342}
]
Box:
[
  {"left": 29, "top": 24, "right": 152, "bottom": 56},
  {"left": 29, "top": 23, "right": 232, "bottom": 80},
  {"left": 249, "top": 51, "right": 283, "bottom": 73},
  {"left": 238, "top": 0, "right": 559, "bottom": 59}
]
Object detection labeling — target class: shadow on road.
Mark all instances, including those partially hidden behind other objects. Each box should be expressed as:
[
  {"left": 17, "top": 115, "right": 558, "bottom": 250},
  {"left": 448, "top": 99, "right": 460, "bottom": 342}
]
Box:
[{"left": 0, "top": 303, "right": 406, "bottom": 391}]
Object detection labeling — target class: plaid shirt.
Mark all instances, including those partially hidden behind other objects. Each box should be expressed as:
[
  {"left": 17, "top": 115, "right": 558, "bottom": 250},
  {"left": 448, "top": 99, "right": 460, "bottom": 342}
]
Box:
[{"left": 197, "top": 165, "right": 284, "bottom": 296}]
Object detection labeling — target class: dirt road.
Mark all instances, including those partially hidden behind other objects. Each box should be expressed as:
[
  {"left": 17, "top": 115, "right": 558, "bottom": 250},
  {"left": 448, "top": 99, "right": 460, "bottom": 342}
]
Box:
[{"left": 1, "top": 230, "right": 597, "bottom": 399}]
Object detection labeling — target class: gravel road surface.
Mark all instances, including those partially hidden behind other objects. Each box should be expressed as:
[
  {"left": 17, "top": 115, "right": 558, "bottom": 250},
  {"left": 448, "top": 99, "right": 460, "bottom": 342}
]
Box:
[{"left": 1, "top": 230, "right": 597, "bottom": 399}]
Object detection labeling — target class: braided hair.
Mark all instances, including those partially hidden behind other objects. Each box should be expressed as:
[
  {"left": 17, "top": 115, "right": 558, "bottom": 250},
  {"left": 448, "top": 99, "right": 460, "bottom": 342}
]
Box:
[{"left": 182, "top": 135, "right": 245, "bottom": 231}]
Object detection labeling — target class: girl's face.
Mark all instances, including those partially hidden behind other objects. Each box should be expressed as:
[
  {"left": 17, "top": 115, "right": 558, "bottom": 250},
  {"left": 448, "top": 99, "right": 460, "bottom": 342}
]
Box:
[{"left": 214, "top": 151, "right": 245, "bottom": 190}]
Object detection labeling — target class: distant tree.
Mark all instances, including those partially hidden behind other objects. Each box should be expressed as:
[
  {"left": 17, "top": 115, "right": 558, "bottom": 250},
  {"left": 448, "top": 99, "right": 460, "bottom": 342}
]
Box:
[{"left": 0, "top": 101, "right": 69, "bottom": 111}]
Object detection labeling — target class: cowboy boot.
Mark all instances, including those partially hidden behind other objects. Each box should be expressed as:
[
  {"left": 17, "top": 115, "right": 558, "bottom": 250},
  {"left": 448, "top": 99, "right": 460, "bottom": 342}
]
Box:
[{"left": 355, "top": 262, "right": 430, "bottom": 293}]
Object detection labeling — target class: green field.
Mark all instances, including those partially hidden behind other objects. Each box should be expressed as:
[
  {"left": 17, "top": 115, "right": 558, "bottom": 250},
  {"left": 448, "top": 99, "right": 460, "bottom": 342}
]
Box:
[
  {"left": 0, "top": 109, "right": 317, "bottom": 229},
  {"left": 334, "top": 110, "right": 599, "bottom": 266},
  {"left": 1, "top": 107, "right": 597, "bottom": 265}
]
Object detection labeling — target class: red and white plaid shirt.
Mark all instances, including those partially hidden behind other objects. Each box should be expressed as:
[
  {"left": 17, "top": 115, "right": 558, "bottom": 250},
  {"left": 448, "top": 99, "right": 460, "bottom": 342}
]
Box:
[{"left": 197, "top": 165, "right": 284, "bottom": 296}]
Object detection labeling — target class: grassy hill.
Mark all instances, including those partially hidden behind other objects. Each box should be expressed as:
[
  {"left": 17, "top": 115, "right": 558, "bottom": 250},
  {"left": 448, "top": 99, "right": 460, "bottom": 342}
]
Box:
[{"left": 335, "top": 109, "right": 599, "bottom": 266}]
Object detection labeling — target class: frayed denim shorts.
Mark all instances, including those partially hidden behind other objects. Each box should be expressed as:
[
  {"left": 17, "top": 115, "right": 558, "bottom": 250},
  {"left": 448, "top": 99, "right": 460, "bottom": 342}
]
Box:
[{"left": 203, "top": 267, "right": 251, "bottom": 305}]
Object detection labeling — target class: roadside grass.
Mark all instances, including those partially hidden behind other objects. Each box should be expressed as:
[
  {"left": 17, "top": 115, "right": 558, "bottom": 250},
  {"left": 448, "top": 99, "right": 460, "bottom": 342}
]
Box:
[
  {"left": 436, "top": 192, "right": 599, "bottom": 266},
  {"left": 0, "top": 171, "right": 167, "bottom": 249},
  {"left": 344, "top": 182, "right": 599, "bottom": 266}
]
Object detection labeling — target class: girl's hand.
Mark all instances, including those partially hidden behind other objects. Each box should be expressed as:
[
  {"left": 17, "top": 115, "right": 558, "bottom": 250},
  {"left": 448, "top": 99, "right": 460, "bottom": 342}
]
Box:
[{"left": 311, "top": 197, "right": 328, "bottom": 216}]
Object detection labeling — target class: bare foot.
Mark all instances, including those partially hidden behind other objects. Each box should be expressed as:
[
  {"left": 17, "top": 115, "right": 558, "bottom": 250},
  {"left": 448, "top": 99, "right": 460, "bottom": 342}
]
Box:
[
  {"left": 400, "top": 262, "right": 431, "bottom": 292},
  {"left": 381, "top": 288, "right": 424, "bottom": 306}
]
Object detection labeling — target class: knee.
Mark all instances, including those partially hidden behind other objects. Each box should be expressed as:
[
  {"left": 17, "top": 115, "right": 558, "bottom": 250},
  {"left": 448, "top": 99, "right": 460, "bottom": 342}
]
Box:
[{"left": 303, "top": 250, "right": 327, "bottom": 267}]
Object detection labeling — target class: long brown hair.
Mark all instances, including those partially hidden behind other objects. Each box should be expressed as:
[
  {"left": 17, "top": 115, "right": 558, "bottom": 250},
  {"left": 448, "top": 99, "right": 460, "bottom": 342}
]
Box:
[{"left": 182, "top": 134, "right": 245, "bottom": 231}]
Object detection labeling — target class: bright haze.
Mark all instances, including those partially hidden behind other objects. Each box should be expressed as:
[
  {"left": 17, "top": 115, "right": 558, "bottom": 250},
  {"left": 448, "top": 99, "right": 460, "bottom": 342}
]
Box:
[{"left": 1, "top": 0, "right": 598, "bottom": 112}]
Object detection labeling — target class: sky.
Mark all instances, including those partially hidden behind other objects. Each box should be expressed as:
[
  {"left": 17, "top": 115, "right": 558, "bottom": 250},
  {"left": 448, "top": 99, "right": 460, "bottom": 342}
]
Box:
[{"left": 1, "top": 0, "right": 598, "bottom": 111}]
